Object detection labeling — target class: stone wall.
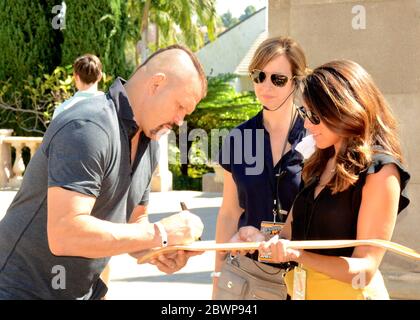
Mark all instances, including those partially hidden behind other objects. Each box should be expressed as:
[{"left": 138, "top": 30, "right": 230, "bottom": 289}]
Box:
[{"left": 268, "top": 0, "right": 420, "bottom": 299}]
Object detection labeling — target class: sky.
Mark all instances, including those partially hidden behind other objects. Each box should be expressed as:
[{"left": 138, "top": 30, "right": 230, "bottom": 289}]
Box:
[{"left": 215, "top": 0, "right": 266, "bottom": 18}]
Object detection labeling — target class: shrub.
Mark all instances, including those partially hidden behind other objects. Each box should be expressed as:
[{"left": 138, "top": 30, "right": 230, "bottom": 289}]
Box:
[
  {"left": 61, "top": 0, "right": 131, "bottom": 79},
  {"left": 0, "top": 0, "right": 57, "bottom": 86},
  {"left": 170, "top": 74, "right": 261, "bottom": 190},
  {"left": 0, "top": 66, "right": 74, "bottom": 136},
  {"left": 186, "top": 74, "right": 260, "bottom": 137}
]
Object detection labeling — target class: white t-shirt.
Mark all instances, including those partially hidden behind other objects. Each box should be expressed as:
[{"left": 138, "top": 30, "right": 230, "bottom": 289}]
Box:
[{"left": 52, "top": 90, "right": 104, "bottom": 119}]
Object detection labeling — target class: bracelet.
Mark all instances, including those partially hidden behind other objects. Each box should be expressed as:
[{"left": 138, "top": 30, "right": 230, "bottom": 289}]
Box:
[
  {"left": 154, "top": 222, "right": 168, "bottom": 247},
  {"left": 210, "top": 271, "right": 221, "bottom": 278}
]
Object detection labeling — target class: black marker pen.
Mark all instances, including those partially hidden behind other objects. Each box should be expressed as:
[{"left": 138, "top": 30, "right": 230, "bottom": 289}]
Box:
[{"left": 180, "top": 202, "right": 201, "bottom": 241}]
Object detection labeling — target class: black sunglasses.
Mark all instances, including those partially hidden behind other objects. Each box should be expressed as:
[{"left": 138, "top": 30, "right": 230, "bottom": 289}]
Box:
[
  {"left": 249, "top": 69, "right": 295, "bottom": 87},
  {"left": 296, "top": 105, "right": 321, "bottom": 125}
]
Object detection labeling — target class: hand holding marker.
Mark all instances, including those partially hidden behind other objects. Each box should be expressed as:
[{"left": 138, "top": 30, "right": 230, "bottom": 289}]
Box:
[{"left": 180, "top": 202, "right": 202, "bottom": 241}]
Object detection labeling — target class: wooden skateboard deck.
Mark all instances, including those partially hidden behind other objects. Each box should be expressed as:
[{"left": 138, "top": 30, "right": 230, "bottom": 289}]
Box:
[{"left": 137, "top": 239, "right": 420, "bottom": 263}]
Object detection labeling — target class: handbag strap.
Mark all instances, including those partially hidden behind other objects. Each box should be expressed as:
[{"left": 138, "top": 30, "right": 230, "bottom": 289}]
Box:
[
  {"left": 230, "top": 254, "right": 284, "bottom": 276},
  {"left": 251, "top": 259, "right": 284, "bottom": 275}
]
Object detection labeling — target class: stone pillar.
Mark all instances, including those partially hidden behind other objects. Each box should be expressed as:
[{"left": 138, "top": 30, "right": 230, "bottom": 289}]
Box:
[
  {"left": 0, "top": 129, "right": 13, "bottom": 189},
  {"left": 151, "top": 134, "right": 173, "bottom": 192},
  {"left": 8, "top": 142, "right": 25, "bottom": 189},
  {"left": 202, "top": 163, "right": 224, "bottom": 193}
]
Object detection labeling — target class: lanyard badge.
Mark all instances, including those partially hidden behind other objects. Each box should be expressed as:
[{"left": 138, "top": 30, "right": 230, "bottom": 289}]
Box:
[
  {"left": 258, "top": 220, "right": 284, "bottom": 263},
  {"left": 258, "top": 195, "right": 288, "bottom": 263},
  {"left": 292, "top": 264, "right": 307, "bottom": 300}
]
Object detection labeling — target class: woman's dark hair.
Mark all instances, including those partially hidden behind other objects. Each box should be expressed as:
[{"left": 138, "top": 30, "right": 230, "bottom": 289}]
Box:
[{"left": 302, "top": 60, "right": 403, "bottom": 193}]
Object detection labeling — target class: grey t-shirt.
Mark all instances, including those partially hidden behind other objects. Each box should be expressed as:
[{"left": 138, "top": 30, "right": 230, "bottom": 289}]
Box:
[{"left": 0, "top": 78, "right": 159, "bottom": 299}]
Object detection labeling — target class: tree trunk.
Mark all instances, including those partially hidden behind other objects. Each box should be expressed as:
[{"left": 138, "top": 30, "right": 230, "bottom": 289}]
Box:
[
  {"left": 136, "top": 0, "right": 151, "bottom": 65},
  {"left": 156, "top": 23, "right": 159, "bottom": 49}
]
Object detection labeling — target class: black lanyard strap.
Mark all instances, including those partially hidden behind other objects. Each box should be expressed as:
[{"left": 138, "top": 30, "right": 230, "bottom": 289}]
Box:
[{"left": 272, "top": 107, "right": 298, "bottom": 222}]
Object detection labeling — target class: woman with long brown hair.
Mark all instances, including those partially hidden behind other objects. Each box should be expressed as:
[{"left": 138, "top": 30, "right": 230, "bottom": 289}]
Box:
[{"left": 259, "top": 60, "right": 410, "bottom": 299}]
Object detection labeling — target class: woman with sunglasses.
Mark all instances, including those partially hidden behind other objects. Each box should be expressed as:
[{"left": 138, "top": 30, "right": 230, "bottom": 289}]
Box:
[
  {"left": 213, "top": 37, "right": 309, "bottom": 299},
  {"left": 259, "top": 60, "right": 410, "bottom": 299}
]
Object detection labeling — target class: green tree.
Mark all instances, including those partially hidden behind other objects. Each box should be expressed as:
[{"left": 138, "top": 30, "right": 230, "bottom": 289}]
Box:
[
  {"left": 175, "top": 74, "right": 260, "bottom": 176},
  {"left": 239, "top": 5, "right": 256, "bottom": 21},
  {"left": 221, "top": 11, "right": 239, "bottom": 29},
  {"left": 61, "top": 0, "right": 130, "bottom": 78},
  {"left": 127, "top": 0, "right": 217, "bottom": 63},
  {"left": 0, "top": 0, "right": 56, "bottom": 86}
]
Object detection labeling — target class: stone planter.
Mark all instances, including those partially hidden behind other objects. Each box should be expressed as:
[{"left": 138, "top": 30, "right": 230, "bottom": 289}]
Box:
[{"left": 202, "top": 163, "right": 224, "bottom": 193}]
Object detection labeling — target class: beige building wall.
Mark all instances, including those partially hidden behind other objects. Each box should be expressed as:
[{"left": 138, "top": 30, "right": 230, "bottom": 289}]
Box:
[
  {"left": 197, "top": 8, "right": 266, "bottom": 76},
  {"left": 269, "top": 0, "right": 420, "bottom": 299}
]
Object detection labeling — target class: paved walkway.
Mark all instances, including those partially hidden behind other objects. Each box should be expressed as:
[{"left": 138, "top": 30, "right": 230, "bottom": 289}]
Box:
[{"left": 0, "top": 190, "right": 221, "bottom": 300}]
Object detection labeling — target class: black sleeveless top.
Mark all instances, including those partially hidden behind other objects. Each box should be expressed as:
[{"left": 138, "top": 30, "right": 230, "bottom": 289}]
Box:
[{"left": 291, "top": 153, "right": 410, "bottom": 257}]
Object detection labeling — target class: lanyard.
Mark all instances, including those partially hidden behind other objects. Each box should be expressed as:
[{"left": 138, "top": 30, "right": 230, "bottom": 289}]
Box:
[{"left": 272, "top": 108, "right": 298, "bottom": 223}]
